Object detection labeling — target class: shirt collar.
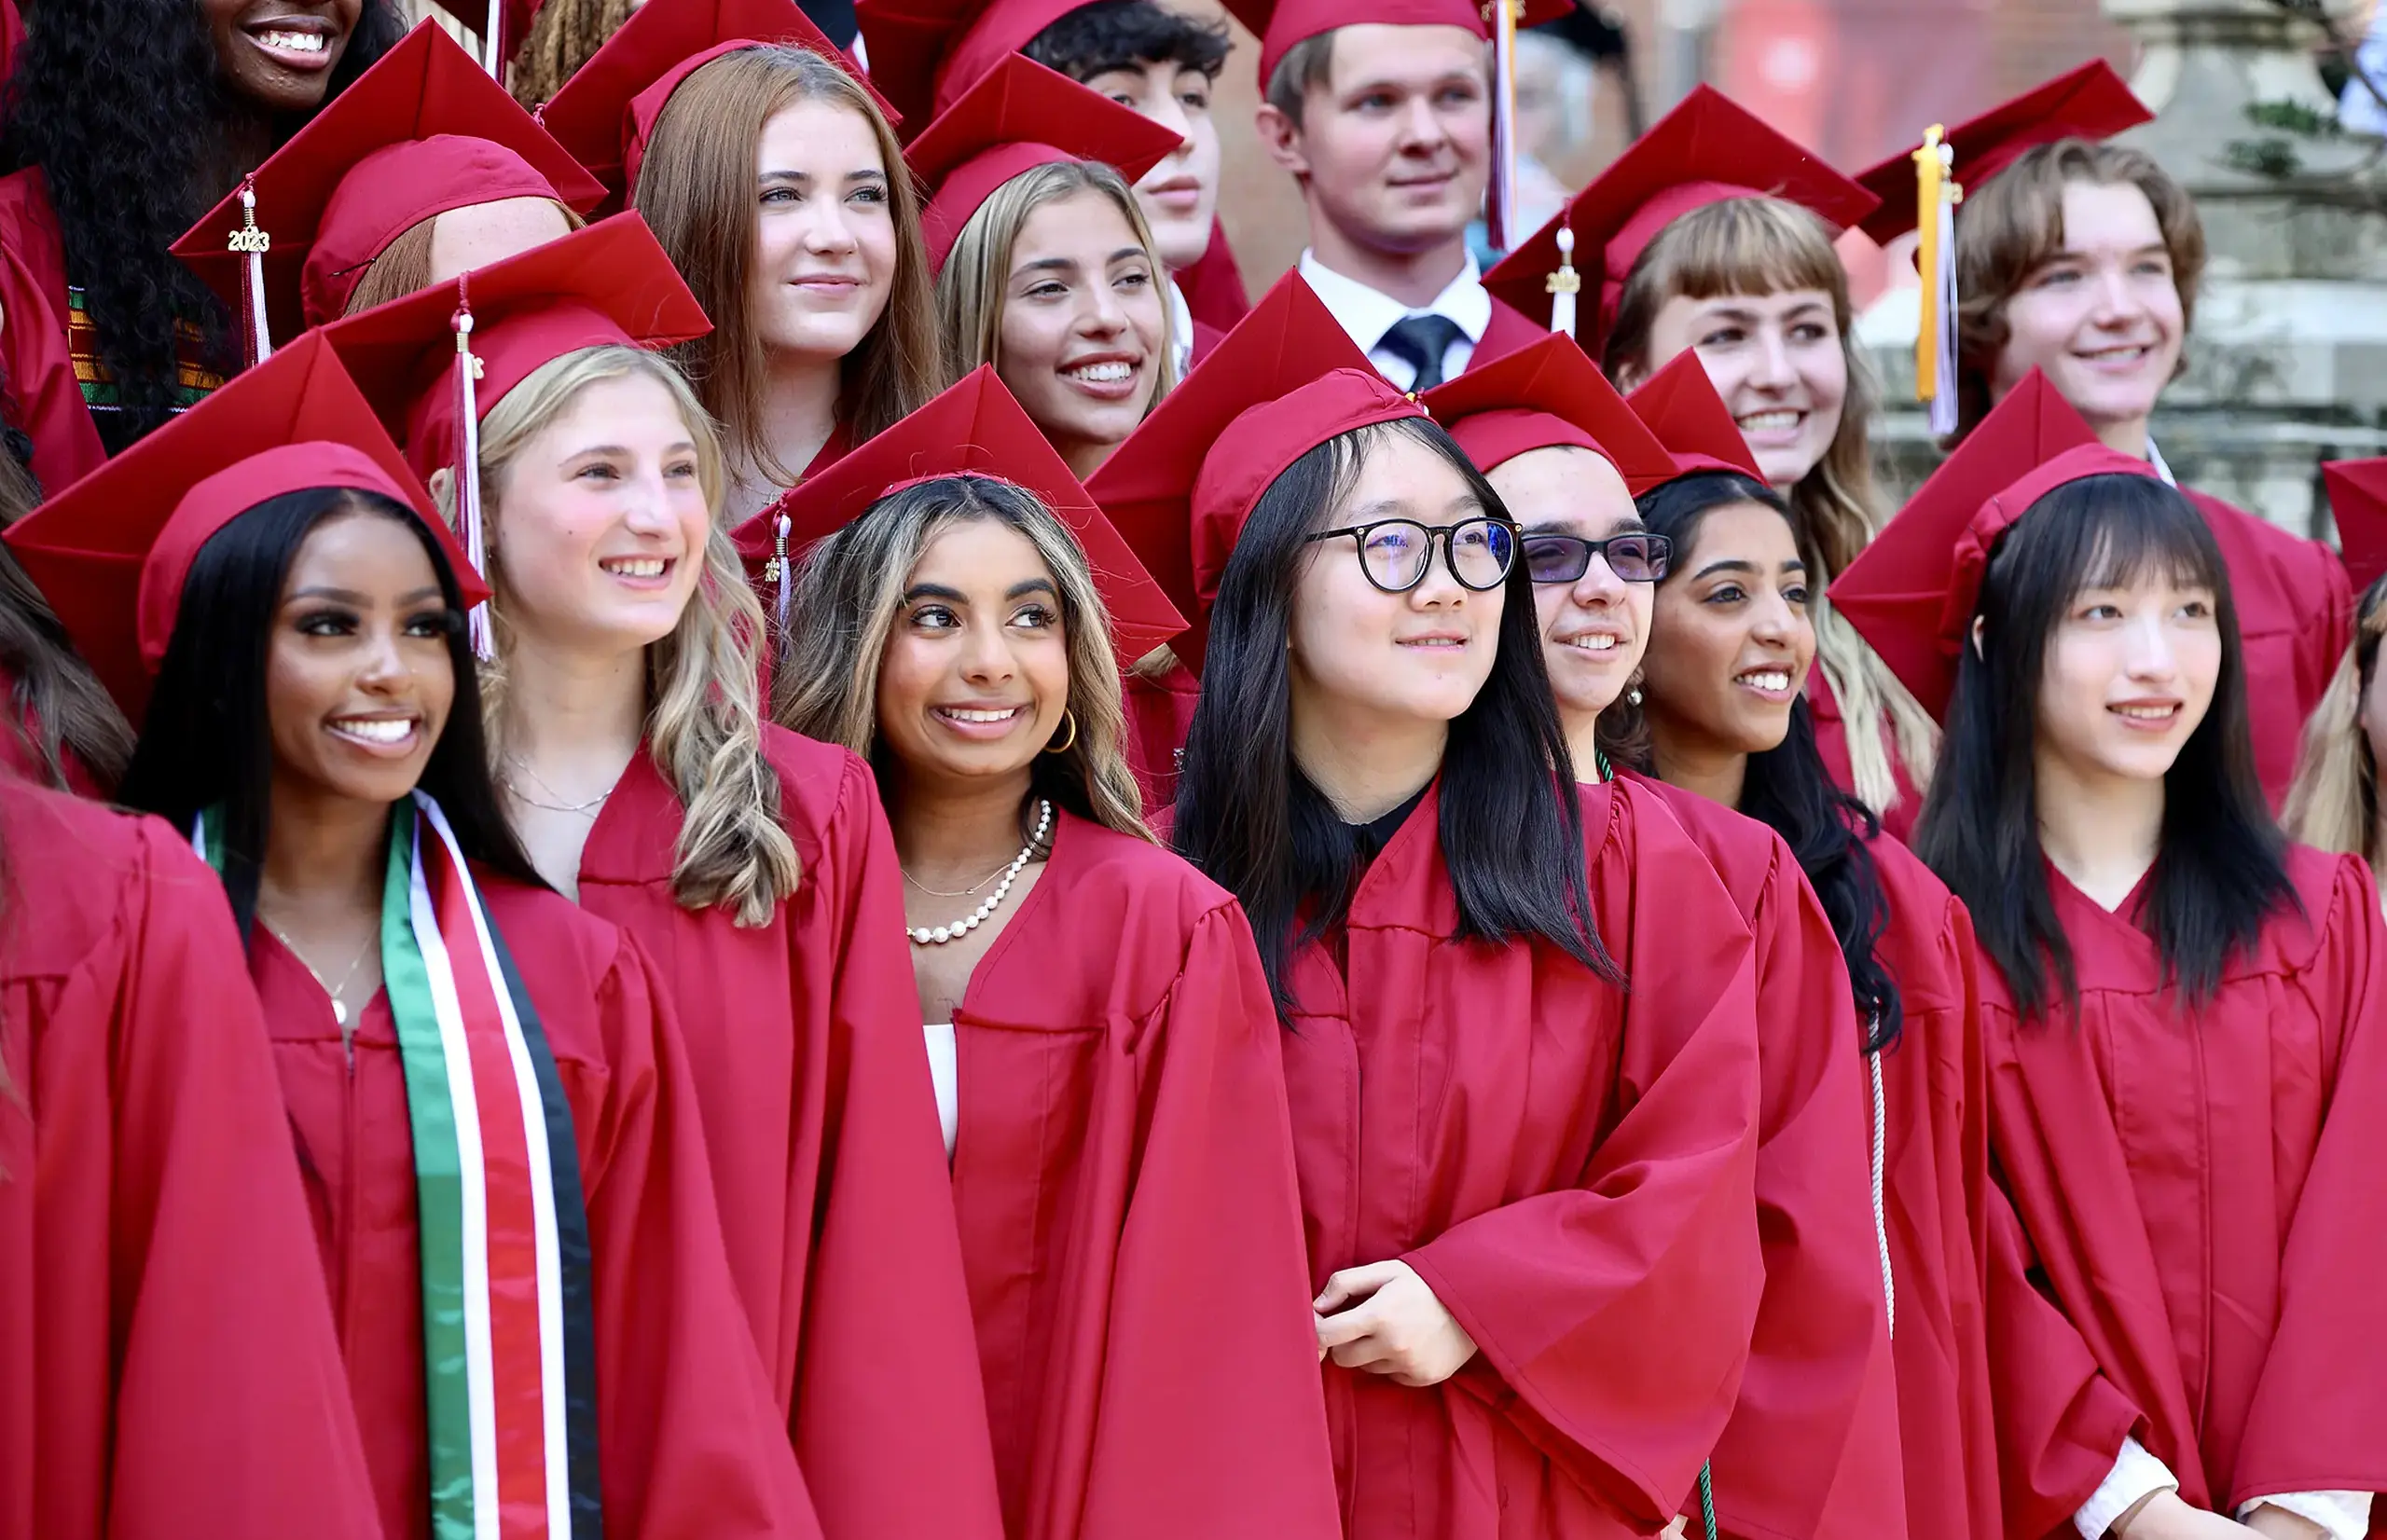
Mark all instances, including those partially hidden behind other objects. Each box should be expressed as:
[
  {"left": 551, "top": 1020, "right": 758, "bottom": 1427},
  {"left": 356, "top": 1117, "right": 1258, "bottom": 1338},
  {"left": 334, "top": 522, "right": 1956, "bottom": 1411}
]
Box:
[{"left": 1297, "top": 249, "right": 1493, "bottom": 352}]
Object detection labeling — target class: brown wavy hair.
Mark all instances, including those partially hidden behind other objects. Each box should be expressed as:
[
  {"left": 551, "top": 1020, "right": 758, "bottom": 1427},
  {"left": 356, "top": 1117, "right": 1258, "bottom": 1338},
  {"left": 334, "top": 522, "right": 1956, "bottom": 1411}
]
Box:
[
  {"left": 632, "top": 45, "right": 943, "bottom": 488},
  {"left": 1951, "top": 138, "right": 2205, "bottom": 443},
  {"left": 508, "top": 0, "right": 638, "bottom": 111},
  {"left": 1604, "top": 195, "right": 1938, "bottom": 818},
  {"left": 2284, "top": 573, "right": 2387, "bottom": 884}
]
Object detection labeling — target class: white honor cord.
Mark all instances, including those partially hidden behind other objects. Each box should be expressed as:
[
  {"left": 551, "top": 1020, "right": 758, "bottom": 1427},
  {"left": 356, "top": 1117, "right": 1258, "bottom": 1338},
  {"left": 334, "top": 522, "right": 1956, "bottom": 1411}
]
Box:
[{"left": 1869, "top": 1046, "right": 1895, "bottom": 1339}]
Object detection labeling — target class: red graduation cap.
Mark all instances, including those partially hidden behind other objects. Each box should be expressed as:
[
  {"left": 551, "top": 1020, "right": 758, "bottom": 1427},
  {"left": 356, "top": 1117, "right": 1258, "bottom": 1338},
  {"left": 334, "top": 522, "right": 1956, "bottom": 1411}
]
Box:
[
  {"left": 320, "top": 213, "right": 710, "bottom": 652},
  {"left": 852, "top": 0, "right": 1087, "bottom": 137},
  {"left": 1622, "top": 351, "right": 1765, "bottom": 485},
  {"left": 1483, "top": 85, "right": 1878, "bottom": 351},
  {"left": 1853, "top": 61, "right": 2152, "bottom": 245},
  {"left": 538, "top": 0, "right": 890, "bottom": 201},
  {"left": 1233, "top": 0, "right": 1566, "bottom": 104},
  {"left": 2324, "top": 459, "right": 2387, "bottom": 594},
  {"left": 173, "top": 24, "right": 605, "bottom": 351},
  {"left": 906, "top": 53, "right": 1190, "bottom": 271},
  {"left": 1826, "top": 371, "right": 2151, "bottom": 721},
  {"left": 1422, "top": 332, "right": 1676, "bottom": 491},
  {"left": 731, "top": 364, "right": 1186, "bottom": 660},
  {"left": 1085, "top": 270, "right": 1414, "bottom": 673},
  {"left": 3, "top": 333, "right": 476, "bottom": 725}
]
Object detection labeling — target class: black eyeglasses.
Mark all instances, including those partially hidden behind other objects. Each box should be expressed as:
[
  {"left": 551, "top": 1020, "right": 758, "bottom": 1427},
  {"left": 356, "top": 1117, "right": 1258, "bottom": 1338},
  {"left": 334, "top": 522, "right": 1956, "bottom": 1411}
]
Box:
[
  {"left": 1304, "top": 516, "right": 1518, "bottom": 594},
  {"left": 1523, "top": 530, "right": 1673, "bottom": 584}
]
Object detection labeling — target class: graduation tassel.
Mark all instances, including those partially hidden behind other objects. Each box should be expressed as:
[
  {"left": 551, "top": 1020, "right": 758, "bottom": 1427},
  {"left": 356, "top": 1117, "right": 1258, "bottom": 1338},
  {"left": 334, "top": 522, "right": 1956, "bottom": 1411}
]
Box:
[
  {"left": 481, "top": 0, "right": 504, "bottom": 76},
  {"left": 1484, "top": 0, "right": 1521, "bottom": 253},
  {"left": 770, "top": 513, "right": 792, "bottom": 631},
  {"left": 452, "top": 288, "right": 494, "bottom": 660},
  {"left": 1546, "top": 223, "right": 1580, "bottom": 340},
  {"left": 230, "top": 176, "right": 272, "bottom": 368},
  {"left": 1912, "top": 125, "right": 1961, "bottom": 436}
]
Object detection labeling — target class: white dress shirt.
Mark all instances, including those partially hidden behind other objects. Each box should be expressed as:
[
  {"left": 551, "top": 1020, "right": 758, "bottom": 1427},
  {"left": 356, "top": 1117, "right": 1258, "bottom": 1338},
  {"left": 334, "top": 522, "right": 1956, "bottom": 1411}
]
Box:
[
  {"left": 1167, "top": 274, "right": 1197, "bottom": 379},
  {"left": 923, "top": 1023, "right": 959, "bottom": 1161},
  {"left": 2074, "top": 1436, "right": 2370, "bottom": 1539},
  {"left": 1297, "top": 249, "right": 1493, "bottom": 391}
]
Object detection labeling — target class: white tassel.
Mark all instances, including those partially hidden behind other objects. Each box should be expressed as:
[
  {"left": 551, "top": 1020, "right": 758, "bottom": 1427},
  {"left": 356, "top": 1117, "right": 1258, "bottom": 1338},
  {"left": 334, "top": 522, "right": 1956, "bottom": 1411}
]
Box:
[
  {"left": 482, "top": 0, "right": 504, "bottom": 76},
  {"left": 453, "top": 304, "right": 492, "bottom": 660},
  {"left": 1486, "top": 0, "right": 1519, "bottom": 252},
  {"left": 773, "top": 514, "right": 793, "bottom": 631},
  {"left": 1547, "top": 224, "right": 1580, "bottom": 340},
  {"left": 1869, "top": 1039, "right": 1895, "bottom": 1341},
  {"left": 1926, "top": 181, "right": 1959, "bottom": 437}
]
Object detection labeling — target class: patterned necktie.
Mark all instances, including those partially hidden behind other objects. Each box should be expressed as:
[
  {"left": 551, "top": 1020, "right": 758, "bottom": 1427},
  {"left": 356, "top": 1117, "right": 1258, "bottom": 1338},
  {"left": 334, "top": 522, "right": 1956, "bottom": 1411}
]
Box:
[{"left": 1377, "top": 313, "right": 1468, "bottom": 392}]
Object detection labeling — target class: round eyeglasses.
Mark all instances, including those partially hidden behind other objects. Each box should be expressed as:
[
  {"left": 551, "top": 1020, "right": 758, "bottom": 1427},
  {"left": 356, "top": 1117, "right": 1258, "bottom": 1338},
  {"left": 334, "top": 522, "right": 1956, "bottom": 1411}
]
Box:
[
  {"left": 1522, "top": 530, "right": 1674, "bottom": 585},
  {"left": 1304, "top": 516, "right": 1518, "bottom": 594}
]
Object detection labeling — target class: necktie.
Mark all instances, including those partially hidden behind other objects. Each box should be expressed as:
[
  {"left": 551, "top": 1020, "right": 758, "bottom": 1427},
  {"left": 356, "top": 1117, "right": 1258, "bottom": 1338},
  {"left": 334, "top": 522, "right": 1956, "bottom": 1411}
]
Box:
[{"left": 1376, "top": 313, "right": 1468, "bottom": 392}]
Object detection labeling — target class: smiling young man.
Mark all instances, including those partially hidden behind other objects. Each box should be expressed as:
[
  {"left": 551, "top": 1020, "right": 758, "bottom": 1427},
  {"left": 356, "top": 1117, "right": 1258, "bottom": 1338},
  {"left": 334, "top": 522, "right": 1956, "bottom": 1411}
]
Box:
[{"left": 1249, "top": 0, "right": 1548, "bottom": 392}]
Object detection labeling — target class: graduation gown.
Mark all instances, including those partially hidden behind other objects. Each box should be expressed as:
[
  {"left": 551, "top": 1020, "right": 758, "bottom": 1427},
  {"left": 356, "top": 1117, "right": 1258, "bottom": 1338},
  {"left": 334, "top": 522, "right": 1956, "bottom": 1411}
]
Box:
[
  {"left": 573, "top": 728, "right": 1005, "bottom": 1540},
  {"left": 1176, "top": 216, "right": 1250, "bottom": 337},
  {"left": 3, "top": 782, "right": 379, "bottom": 1540},
  {"left": 1622, "top": 774, "right": 1903, "bottom": 1540},
  {"left": 1122, "top": 660, "right": 1199, "bottom": 813},
  {"left": 1462, "top": 295, "right": 1547, "bottom": 377},
  {"left": 0, "top": 170, "right": 105, "bottom": 496},
  {"left": 1280, "top": 777, "right": 1766, "bottom": 1538},
  {"left": 1982, "top": 846, "right": 2387, "bottom": 1520},
  {"left": 2184, "top": 488, "right": 2350, "bottom": 811},
  {"left": 945, "top": 809, "right": 1342, "bottom": 1540},
  {"left": 255, "top": 867, "right": 813, "bottom": 1540},
  {"left": 1807, "top": 670, "right": 1925, "bottom": 845}
]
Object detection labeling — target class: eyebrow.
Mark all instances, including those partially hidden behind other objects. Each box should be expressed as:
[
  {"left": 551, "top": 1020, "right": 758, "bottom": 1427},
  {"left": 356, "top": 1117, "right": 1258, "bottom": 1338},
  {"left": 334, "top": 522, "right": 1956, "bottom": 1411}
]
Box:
[
  {"left": 1522, "top": 515, "right": 1648, "bottom": 536},
  {"left": 758, "top": 169, "right": 888, "bottom": 185},
  {"left": 1007, "top": 578, "right": 1057, "bottom": 599},
  {"left": 1691, "top": 557, "right": 1805, "bottom": 580},
  {"left": 1340, "top": 493, "right": 1487, "bottom": 522},
  {"left": 567, "top": 443, "right": 697, "bottom": 459},
  {"left": 904, "top": 583, "right": 967, "bottom": 603},
  {"left": 287, "top": 584, "right": 447, "bottom": 605}
]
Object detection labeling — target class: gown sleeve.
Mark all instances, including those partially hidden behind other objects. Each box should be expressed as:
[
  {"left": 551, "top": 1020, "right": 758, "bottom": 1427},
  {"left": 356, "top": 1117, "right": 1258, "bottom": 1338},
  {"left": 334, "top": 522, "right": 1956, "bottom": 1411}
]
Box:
[
  {"left": 780, "top": 765, "right": 1006, "bottom": 1540},
  {"left": 97, "top": 821, "right": 381, "bottom": 1540},
  {"left": 1064, "top": 901, "right": 1343, "bottom": 1540},
  {"left": 581, "top": 926, "right": 823, "bottom": 1540},
  {"left": 1703, "top": 844, "right": 1906, "bottom": 1540},
  {"left": 1400, "top": 794, "right": 1766, "bottom": 1528},
  {"left": 2228, "top": 854, "right": 2387, "bottom": 1507},
  {"left": 0, "top": 175, "right": 103, "bottom": 495}
]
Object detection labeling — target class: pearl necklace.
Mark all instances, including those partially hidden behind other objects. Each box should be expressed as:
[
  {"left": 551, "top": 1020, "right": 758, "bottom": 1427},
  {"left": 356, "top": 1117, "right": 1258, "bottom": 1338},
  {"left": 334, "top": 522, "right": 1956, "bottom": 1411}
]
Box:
[{"left": 905, "top": 800, "right": 1051, "bottom": 946}]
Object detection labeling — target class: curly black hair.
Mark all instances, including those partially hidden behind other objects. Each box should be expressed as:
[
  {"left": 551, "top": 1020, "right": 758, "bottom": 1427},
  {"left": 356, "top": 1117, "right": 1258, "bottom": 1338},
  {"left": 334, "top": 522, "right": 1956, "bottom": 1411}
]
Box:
[
  {"left": 1023, "top": 0, "right": 1230, "bottom": 83},
  {"left": 0, "top": 0, "right": 402, "bottom": 454}
]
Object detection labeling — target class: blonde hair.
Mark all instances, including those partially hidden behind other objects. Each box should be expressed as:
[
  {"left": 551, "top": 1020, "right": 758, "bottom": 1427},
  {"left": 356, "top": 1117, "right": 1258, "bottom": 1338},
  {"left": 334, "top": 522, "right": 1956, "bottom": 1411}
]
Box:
[
  {"left": 341, "top": 201, "right": 586, "bottom": 317},
  {"left": 1952, "top": 139, "right": 2205, "bottom": 443},
  {"left": 1604, "top": 195, "right": 1938, "bottom": 816},
  {"left": 773, "top": 474, "right": 1151, "bottom": 841},
  {"left": 2284, "top": 576, "right": 2387, "bottom": 876},
  {"left": 465, "top": 344, "right": 802, "bottom": 924},
  {"left": 632, "top": 45, "right": 943, "bottom": 486},
  {"left": 935, "top": 158, "right": 1180, "bottom": 411},
  {"left": 509, "top": 0, "right": 638, "bottom": 110}
]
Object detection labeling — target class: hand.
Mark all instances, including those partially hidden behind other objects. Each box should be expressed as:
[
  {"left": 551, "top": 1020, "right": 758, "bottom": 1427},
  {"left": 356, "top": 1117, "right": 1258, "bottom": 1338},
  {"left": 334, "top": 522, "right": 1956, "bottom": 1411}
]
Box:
[
  {"left": 2241, "top": 1507, "right": 2328, "bottom": 1540},
  {"left": 1313, "top": 1259, "right": 1478, "bottom": 1387},
  {"left": 2112, "top": 1492, "right": 2263, "bottom": 1539}
]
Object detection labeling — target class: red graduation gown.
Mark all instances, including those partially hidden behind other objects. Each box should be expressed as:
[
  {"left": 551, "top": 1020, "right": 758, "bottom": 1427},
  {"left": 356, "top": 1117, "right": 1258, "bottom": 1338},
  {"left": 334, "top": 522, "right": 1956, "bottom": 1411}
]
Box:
[
  {"left": 1807, "top": 670, "right": 1925, "bottom": 845},
  {"left": 2186, "top": 488, "right": 2349, "bottom": 811},
  {"left": 1983, "top": 847, "right": 2387, "bottom": 1519},
  {"left": 0, "top": 170, "right": 104, "bottom": 497},
  {"left": 1622, "top": 774, "right": 1903, "bottom": 1540},
  {"left": 255, "top": 868, "right": 813, "bottom": 1540},
  {"left": 1462, "top": 295, "right": 1546, "bottom": 376},
  {"left": 1176, "top": 217, "right": 1250, "bottom": 337},
  {"left": 945, "top": 809, "right": 1341, "bottom": 1540},
  {"left": 1280, "top": 777, "right": 1766, "bottom": 1538},
  {"left": 1122, "top": 659, "right": 1199, "bottom": 813},
  {"left": 3, "top": 783, "right": 379, "bottom": 1540},
  {"left": 573, "top": 729, "right": 1004, "bottom": 1540}
]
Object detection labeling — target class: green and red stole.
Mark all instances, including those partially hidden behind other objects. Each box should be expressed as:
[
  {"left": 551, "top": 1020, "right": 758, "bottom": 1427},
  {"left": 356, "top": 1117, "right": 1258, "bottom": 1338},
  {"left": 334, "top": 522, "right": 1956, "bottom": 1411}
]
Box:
[{"left": 200, "top": 791, "right": 601, "bottom": 1540}]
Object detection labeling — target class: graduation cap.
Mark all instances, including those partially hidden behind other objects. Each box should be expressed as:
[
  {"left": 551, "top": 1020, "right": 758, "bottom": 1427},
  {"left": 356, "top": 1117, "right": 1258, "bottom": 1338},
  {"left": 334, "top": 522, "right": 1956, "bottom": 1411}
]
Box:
[
  {"left": 1084, "top": 270, "right": 1414, "bottom": 673},
  {"left": 2, "top": 333, "right": 476, "bottom": 726},
  {"left": 1483, "top": 84, "right": 1878, "bottom": 353},
  {"left": 1622, "top": 351, "right": 1765, "bottom": 485},
  {"left": 852, "top": 0, "right": 1094, "bottom": 138},
  {"left": 537, "top": 0, "right": 891, "bottom": 200},
  {"left": 320, "top": 213, "right": 711, "bottom": 653},
  {"left": 173, "top": 24, "right": 605, "bottom": 357},
  {"left": 907, "top": 53, "right": 1190, "bottom": 271},
  {"left": 731, "top": 364, "right": 1186, "bottom": 659},
  {"left": 2324, "top": 459, "right": 2387, "bottom": 594},
  {"left": 1851, "top": 61, "right": 2151, "bottom": 433},
  {"left": 1422, "top": 332, "right": 1675, "bottom": 491},
  {"left": 1825, "top": 370, "right": 2150, "bottom": 720}
]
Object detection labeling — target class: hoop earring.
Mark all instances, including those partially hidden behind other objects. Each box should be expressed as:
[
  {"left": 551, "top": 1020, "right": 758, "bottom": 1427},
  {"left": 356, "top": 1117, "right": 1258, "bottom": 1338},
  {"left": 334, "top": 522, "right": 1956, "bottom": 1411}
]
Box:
[{"left": 1043, "top": 709, "right": 1079, "bottom": 755}]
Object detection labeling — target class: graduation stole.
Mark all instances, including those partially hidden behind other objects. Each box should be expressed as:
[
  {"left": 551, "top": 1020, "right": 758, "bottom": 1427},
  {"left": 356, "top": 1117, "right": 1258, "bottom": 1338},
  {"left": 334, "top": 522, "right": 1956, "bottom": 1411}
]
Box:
[{"left": 198, "top": 791, "right": 602, "bottom": 1540}]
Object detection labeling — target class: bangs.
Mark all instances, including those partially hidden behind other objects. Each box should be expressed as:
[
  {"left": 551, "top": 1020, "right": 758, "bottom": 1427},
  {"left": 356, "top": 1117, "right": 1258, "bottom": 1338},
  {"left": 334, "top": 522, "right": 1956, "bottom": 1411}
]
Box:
[
  {"left": 1640, "top": 197, "right": 1849, "bottom": 309},
  {"left": 2056, "top": 474, "right": 2227, "bottom": 598}
]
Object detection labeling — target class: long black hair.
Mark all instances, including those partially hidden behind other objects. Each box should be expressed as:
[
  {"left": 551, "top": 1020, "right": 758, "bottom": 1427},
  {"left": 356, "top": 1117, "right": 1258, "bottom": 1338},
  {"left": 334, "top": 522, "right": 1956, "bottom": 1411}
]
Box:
[
  {"left": 1172, "top": 415, "right": 1611, "bottom": 1014},
  {"left": 1627, "top": 470, "right": 1903, "bottom": 1052},
  {"left": 0, "top": 0, "right": 402, "bottom": 455},
  {"left": 117, "top": 487, "right": 540, "bottom": 939},
  {"left": 1911, "top": 473, "right": 2295, "bottom": 1020}
]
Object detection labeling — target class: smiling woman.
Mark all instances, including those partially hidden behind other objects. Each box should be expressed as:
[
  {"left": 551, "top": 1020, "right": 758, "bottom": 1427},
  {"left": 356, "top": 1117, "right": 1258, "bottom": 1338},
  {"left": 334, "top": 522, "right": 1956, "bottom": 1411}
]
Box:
[{"left": 0, "top": 0, "right": 401, "bottom": 485}]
